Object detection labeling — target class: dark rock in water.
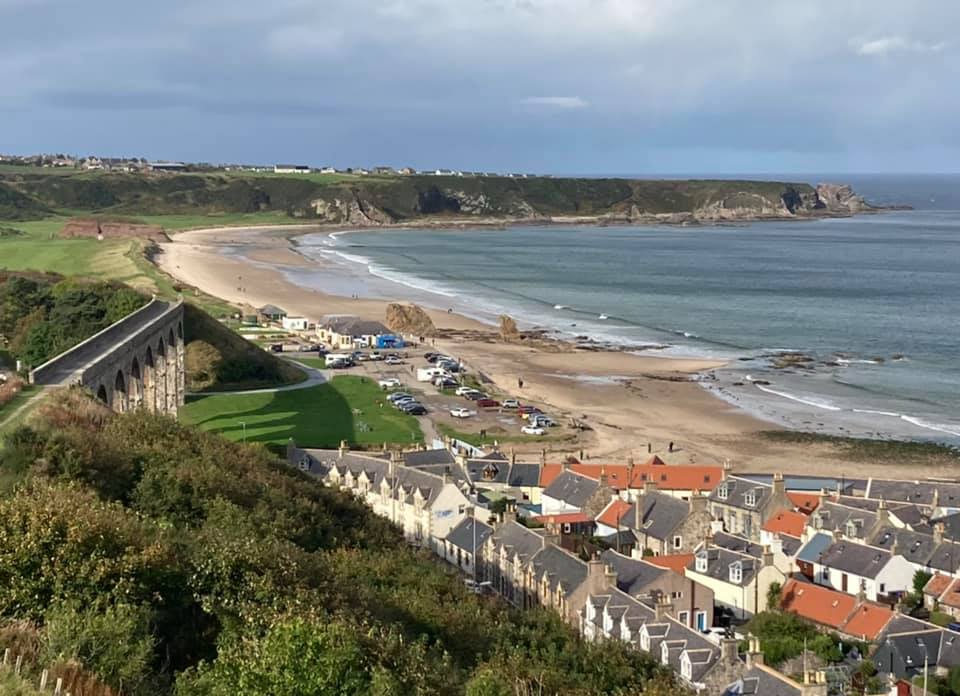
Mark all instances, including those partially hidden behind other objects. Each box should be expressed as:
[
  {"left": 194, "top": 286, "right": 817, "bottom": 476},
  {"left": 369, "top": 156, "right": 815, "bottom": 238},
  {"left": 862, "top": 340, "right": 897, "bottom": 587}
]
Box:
[
  {"left": 732, "top": 381, "right": 744, "bottom": 386},
  {"left": 752, "top": 380, "right": 771, "bottom": 386},
  {"left": 738, "top": 357, "right": 753, "bottom": 361}
]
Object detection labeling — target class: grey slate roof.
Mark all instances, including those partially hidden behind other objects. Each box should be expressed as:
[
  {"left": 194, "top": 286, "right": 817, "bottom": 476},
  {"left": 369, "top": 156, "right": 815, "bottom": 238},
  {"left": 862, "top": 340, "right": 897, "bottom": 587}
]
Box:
[
  {"left": 709, "top": 476, "right": 773, "bottom": 511},
  {"left": 688, "top": 547, "right": 757, "bottom": 587},
  {"left": 542, "top": 470, "right": 600, "bottom": 509},
  {"left": 490, "top": 520, "right": 544, "bottom": 563},
  {"left": 817, "top": 540, "right": 891, "bottom": 579},
  {"left": 872, "top": 628, "right": 959, "bottom": 677},
  {"left": 651, "top": 619, "right": 720, "bottom": 682},
  {"left": 465, "top": 459, "right": 510, "bottom": 485},
  {"left": 722, "top": 667, "right": 801, "bottom": 696},
  {"left": 321, "top": 315, "right": 389, "bottom": 336},
  {"left": 811, "top": 500, "right": 878, "bottom": 539},
  {"left": 866, "top": 479, "right": 960, "bottom": 508},
  {"left": 871, "top": 527, "right": 937, "bottom": 565},
  {"left": 600, "top": 549, "right": 668, "bottom": 596},
  {"left": 796, "top": 533, "right": 833, "bottom": 564},
  {"left": 446, "top": 517, "right": 493, "bottom": 553},
  {"left": 508, "top": 463, "right": 541, "bottom": 487},
  {"left": 712, "top": 532, "right": 764, "bottom": 558},
  {"left": 530, "top": 545, "right": 588, "bottom": 594},
  {"left": 258, "top": 303, "right": 286, "bottom": 316},
  {"left": 403, "top": 448, "right": 456, "bottom": 468},
  {"left": 625, "top": 490, "right": 690, "bottom": 541}
]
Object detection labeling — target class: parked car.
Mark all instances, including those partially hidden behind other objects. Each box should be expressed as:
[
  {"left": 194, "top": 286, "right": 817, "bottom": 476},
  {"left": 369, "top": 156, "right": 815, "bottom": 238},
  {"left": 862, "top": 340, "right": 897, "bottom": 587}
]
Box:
[
  {"left": 434, "top": 377, "right": 458, "bottom": 388},
  {"left": 387, "top": 392, "right": 412, "bottom": 403},
  {"left": 529, "top": 415, "right": 554, "bottom": 427},
  {"left": 475, "top": 399, "right": 500, "bottom": 408},
  {"left": 378, "top": 378, "right": 402, "bottom": 389},
  {"left": 401, "top": 402, "right": 427, "bottom": 415},
  {"left": 269, "top": 343, "right": 283, "bottom": 353},
  {"left": 455, "top": 386, "right": 475, "bottom": 396},
  {"left": 450, "top": 407, "right": 476, "bottom": 418},
  {"left": 501, "top": 398, "right": 520, "bottom": 409},
  {"left": 385, "top": 356, "right": 404, "bottom": 365},
  {"left": 327, "top": 358, "right": 351, "bottom": 369},
  {"left": 463, "top": 391, "right": 488, "bottom": 401},
  {"left": 424, "top": 352, "right": 438, "bottom": 361},
  {"left": 521, "top": 425, "right": 545, "bottom": 436},
  {"left": 369, "top": 351, "right": 383, "bottom": 361}
]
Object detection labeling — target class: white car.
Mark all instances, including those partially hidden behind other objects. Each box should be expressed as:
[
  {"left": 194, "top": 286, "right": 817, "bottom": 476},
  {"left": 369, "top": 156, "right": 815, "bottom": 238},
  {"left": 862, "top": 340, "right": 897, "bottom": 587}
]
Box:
[
  {"left": 378, "top": 378, "right": 402, "bottom": 389},
  {"left": 385, "top": 357, "right": 404, "bottom": 365},
  {"left": 450, "top": 407, "right": 476, "bottom": 418},
  {"left": 501, "top": 398, "right": 520, "bottom": 409},
  {"left": 521, "top": 425, "right": 545, "bottom": 436},
  {"left": 455, "top": 386, "right": 474, "bottom": 396}
]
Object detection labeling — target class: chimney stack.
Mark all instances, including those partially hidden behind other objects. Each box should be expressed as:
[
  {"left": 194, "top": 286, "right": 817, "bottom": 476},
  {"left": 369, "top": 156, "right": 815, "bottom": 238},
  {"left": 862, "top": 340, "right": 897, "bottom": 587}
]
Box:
[
  {"left": 689, "top": 488, "right": 707, "bottom": 514},
  {"left": 510, "top": 448, "right": 517, "bottom": 465},
  {"left": 338, "top": 439, "right": 349, "bottom": 457},
  {"left": 720, "top": 636, "right": 739, "bottom": 664},
  {"left": 654, "top": 592, "right": 673, "bottom": 621},
  {"left": 772, "top": 471, "right": 785, "bottom": 499},
  {"left": 587, "top": 552, "right": 612, "bottom": 593},
  {"left": 935, "top": 521, "right": 945, "bottom": 545}
]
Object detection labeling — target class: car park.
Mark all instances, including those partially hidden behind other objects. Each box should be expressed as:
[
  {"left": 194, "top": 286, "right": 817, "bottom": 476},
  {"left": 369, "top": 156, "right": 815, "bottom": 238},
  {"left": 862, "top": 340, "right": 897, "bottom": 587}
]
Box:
[
  {"left": 521, "top": 425, "right": 545, "bottom": 436},
  {"left": 450, "top": 407, "right": 476, "bottom": 418}
]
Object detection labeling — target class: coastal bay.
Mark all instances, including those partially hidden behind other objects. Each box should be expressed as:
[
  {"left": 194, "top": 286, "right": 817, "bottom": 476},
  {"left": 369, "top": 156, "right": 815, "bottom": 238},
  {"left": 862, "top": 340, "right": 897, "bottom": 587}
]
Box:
[{"left": 156, "top": 215, "right": 960, "bottom": 480}]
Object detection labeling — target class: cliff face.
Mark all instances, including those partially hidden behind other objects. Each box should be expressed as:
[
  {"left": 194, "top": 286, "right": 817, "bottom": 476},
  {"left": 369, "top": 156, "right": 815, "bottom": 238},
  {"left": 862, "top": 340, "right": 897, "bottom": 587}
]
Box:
[{"left": 0, "top": 171, "right": 875, "bottom": 226}]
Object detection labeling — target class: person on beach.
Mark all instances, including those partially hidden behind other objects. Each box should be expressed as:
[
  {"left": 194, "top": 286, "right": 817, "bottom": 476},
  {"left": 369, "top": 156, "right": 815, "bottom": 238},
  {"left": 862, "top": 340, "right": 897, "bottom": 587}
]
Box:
[
  {"left": 668, "top": 441, "right": 674, "bottom": 453},
  {"left": 518, "top": 377, "right": 524, "bottom": 389}
]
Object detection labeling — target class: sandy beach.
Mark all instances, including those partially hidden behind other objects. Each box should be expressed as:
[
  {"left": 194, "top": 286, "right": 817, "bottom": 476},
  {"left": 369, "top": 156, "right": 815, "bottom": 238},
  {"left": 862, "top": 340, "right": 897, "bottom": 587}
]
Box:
[{"left": 157, "top": 226, "right": 958, "bottom": 479}]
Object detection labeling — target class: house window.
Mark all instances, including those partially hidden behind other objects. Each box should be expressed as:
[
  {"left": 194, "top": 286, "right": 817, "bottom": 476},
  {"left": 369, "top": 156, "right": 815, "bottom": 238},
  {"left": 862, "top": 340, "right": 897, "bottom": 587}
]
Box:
[
  {"left": 671, "top": 591, "right": 683, "bottom": 600},
  {"left": 729, "top": 561, "right": 742, "bottom": 584},
  {"left": 660, "top": 641, "right": 669, "bottom": 665},
  {"left": 717, "top": 483, "right": 729, "bottom": 500},
  {"left": 673, "top": 535, "right": 683, "bottom": 550},
  {"left": 880, "top": 583, "right": 886, "bottom": 594},
  {"left": 695, "top": 553, "right": 708, "bottom": 574},
  {"left": 681, "top": 653, "right": 692, "bottom": 681},
  {"left": 678, "top": 610, "right": 689, "bottom": 625},
  {"left": 563, "top": 523, "right": 572, "bottom": 534},
  {"left": 640, "top": 629, "right": 650, "bottom": 651},
  {"left": 696, "top": 611, "right": 708, "bottom": 631},
  {"left": 744, "top": 489, "right": 757, "bottom": 507}
]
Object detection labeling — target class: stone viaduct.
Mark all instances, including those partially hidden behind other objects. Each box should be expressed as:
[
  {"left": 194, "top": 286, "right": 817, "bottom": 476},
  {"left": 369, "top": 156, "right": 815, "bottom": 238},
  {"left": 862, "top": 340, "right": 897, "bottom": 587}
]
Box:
[{"left": 29, "top": 298, "right": 186, "bottom": 415}]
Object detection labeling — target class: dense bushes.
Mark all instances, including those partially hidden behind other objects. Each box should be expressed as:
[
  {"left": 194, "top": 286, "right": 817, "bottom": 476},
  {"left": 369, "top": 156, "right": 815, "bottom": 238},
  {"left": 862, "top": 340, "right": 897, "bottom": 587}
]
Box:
[
  {"left": 0, "top": 274, "right": 146, "bottom": 368},
  {"left": 0, "top": 391, "right": 681, "bottom": 694}
]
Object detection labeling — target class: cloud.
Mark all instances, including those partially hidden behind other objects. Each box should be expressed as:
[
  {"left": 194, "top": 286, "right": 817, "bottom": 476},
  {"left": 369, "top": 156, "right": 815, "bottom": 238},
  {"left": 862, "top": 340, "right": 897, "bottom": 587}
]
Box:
[
  {"left": 853, "top": 36, "right": 946, "bottom": 56},
  {"left": 520, "top": 96, "right": 589, "bottom": 109}
]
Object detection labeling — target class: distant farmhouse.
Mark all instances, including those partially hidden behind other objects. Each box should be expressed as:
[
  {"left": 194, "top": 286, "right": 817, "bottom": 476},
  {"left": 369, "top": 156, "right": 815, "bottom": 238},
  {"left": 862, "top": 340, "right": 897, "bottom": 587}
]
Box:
[{"left": 274, "top": 164, "right": 311, "bottom": 174}]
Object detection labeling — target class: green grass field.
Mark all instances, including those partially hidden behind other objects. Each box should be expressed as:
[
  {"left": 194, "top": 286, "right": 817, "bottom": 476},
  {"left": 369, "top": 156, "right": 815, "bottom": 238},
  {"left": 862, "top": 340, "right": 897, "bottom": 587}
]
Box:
[{"left": 180, "top": 375, "right": 423, "bottom": 449}]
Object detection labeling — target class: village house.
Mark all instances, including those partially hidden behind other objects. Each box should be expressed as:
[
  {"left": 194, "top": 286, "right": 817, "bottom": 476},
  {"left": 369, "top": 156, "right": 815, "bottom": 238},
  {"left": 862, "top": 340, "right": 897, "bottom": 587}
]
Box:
[
  {"left": 257, "top": 304, "right": 287, "bottom": 323},
  {"left": 463, "top": 451, "right": 543, "bottom": 504},
  {"left": 810, "top": 538, "right": 915, "bottom": 602},
  {"left": 708, "top": 531, "right": 799, "bottom": 576},
  {"left": 685, "top": 544, "right": 786, "bottom": 620},
  {"left": 869, "top": 523, "right": 960, "bottom": 577},
  {"left": 923, "top": 575, "right": 960, "bottom": 620},
  {"left": 442, "top": 512, "right": 493, "bottom": 577},
  {"left": 595, "top": 481, "right": 713, "bottom": 556},
  {"left": 708, "top": 474, "right": 791, "bottom": 542},
  {"left": 317, "top": 315, "right": 392, "bottom": 350},
  {"left": 872, "top": 616, "right": 960, "bottom": 683},
  {"left": 722, "top": 664, "right": 829, "bottom": 696},
  {"left": 779, "top": 578, "right": 894, "bottom": 642},
  {"left": 274, "top": 164, "right": 311, "bottom": 174},
  {"left": 539, "top": 457, "right": 723, "bottom": 501},
  {"left": 540, "top": 469, "right": 611, "bottom": 517},
  {"left": 597, "top": 549, "right": 714, "bottom": 630},
  {"left": 795, "top": 532, "right": 833, "bottom": 581}
]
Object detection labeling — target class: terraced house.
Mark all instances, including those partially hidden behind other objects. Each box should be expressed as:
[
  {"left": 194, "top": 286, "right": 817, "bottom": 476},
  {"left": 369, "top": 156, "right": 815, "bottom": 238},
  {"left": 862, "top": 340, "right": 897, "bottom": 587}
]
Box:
[{"left": 708, "top": 473, "right": 791, "bottom": 541}]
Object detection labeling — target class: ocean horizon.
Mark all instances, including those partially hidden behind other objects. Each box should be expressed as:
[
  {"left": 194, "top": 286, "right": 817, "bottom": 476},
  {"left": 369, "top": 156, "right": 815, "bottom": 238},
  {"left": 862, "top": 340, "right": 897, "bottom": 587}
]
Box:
[{"left": 278, "top": 174, "right": 960, "bottom": 446}]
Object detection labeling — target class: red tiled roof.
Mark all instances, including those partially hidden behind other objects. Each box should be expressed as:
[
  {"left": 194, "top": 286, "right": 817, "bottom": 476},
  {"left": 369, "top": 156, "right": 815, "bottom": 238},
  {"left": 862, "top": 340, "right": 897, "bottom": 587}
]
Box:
[
  {"left": 532, "top": 512, "right": 593, "bottom": 525},
  {"left": 939, "top": 579, "right": 960, "bottom": 609},
  {"left": 763, "top": 509, "right": 808, "bottom": 538},
  {"left": 596, "top": 499, "right": 633, "bottom": 529},
  {"left": 788, "top": 492, "right": 820, "bottom": 514},
  {"left": 780, "top": 579, "right": 856, "bottom": 631},
  {"left": 924, "top": 573, "right": 953, "bottom": 598},
  {"left": 539, "top": 459, "right": 722, "bottom": 491},
  {"left": 842, "top": 603, "right": 894, "bottom": 641},
  {"left": 646, "top": 553, "right": 695, "bottom": 576}
]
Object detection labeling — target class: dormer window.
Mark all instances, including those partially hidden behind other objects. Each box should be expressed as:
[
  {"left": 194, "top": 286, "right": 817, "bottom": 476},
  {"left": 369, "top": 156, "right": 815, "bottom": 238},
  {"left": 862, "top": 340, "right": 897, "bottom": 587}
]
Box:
[
  {"left": 660, "top": 641, "right": 670, "bottom": 665},
  {"left": 744, "top": 489, "right": 757, "bottom": 508},
  {"left": 640, "top": 626, "right": 650, "bottom": 651},
  {"left": 717, "top": 483, "right": 729, "bottom": 500},
  {"left": 681, "top": 652, "right": 692, "bottom": 681},
  {"left": 729, "top": 561, "right": 742, "bottom": 583},
  {"left": 814, "top": 513, "right": 824, "bottom": 529},
  {"left": 695, "top": 552, "right": 708, "bottom": 574}
]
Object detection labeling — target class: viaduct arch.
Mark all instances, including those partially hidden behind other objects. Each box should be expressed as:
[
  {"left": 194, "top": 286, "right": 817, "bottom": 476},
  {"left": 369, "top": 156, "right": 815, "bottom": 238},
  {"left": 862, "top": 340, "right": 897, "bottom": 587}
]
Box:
[{"left": 30, "top": 298, "right": 186, "bottom": 415}]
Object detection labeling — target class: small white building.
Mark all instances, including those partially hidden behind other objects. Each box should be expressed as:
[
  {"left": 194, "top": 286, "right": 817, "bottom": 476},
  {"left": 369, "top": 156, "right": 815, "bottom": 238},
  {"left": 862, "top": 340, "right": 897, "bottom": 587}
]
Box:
[
  {"left": 274, "top": 164, "right": 311, "bottom": 174},
  {"left": 281, "top": 316, "right": 310, "bottom": 332},
  {"left": 811, "top": 539, "right": 915, "bottom": 602}
]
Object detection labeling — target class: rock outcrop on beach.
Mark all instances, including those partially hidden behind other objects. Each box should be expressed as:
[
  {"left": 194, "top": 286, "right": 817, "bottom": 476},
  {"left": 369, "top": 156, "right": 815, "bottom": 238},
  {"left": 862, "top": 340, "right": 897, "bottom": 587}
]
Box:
[
  {"left": 385, "top": 303, "right": 436, "bottom": 337},
  {"left": 60, "top": 218, "right": 170, "bottom": 243},
  {"left": 499, "top": 315, "right": 520, "bottom": 341}
]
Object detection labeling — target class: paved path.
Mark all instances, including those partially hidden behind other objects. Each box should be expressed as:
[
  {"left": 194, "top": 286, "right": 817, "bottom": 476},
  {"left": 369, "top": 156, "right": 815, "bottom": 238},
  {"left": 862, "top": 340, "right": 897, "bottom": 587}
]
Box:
[{"left": 187, "top": 360, "right": 329, "bottom": 397}]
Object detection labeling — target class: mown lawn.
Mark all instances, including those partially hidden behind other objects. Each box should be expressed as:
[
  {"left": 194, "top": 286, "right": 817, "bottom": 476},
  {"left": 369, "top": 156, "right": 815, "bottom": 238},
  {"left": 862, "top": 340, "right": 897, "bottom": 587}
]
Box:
[
  {"left": 180, "top": 375, "right": 423, "bottom": 449},
  {"left": 0, "top": 219, "right": 141, "bottom": 279}
]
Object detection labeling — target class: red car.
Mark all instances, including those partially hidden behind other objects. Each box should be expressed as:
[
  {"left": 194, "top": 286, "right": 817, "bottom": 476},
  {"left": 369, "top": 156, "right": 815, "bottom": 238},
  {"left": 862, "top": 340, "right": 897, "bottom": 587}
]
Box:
[{"left": 476, "top": 399, "right": 500, "bottom": 408}]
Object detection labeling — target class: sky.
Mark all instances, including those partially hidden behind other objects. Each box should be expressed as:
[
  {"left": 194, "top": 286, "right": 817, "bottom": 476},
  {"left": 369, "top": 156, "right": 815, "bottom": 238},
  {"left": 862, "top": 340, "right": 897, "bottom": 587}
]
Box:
[{"left": 1, "top": 0, "right": 958, "bottom": 174}]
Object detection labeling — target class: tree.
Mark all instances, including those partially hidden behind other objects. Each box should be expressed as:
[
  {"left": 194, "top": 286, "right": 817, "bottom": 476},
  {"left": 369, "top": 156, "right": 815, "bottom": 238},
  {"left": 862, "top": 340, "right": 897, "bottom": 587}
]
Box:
[
  {"left": 767, "top": 581, "right": 783, "bottom": 611},
  {"left": 914, "top": 569, "right": 933, "bottom": 596}
]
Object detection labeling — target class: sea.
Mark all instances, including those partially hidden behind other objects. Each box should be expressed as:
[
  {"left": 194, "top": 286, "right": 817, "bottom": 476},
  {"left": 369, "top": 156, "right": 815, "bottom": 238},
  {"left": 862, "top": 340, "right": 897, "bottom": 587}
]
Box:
[{"left": 280, "top": 174, "right": 960, "bottom": 446}]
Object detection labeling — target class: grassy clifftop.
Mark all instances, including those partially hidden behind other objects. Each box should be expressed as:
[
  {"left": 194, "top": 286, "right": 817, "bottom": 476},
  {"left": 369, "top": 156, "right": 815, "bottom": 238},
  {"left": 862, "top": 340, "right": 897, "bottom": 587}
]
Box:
[{"left": 0, "top": 168, "right": 839, "bottom": 226}]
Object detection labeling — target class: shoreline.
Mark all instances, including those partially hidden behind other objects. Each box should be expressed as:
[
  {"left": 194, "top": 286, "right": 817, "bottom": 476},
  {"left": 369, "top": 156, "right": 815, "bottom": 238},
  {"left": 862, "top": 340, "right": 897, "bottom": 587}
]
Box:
[{"left": 155, "top": 223, "right": 959, "bottom": 478}]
